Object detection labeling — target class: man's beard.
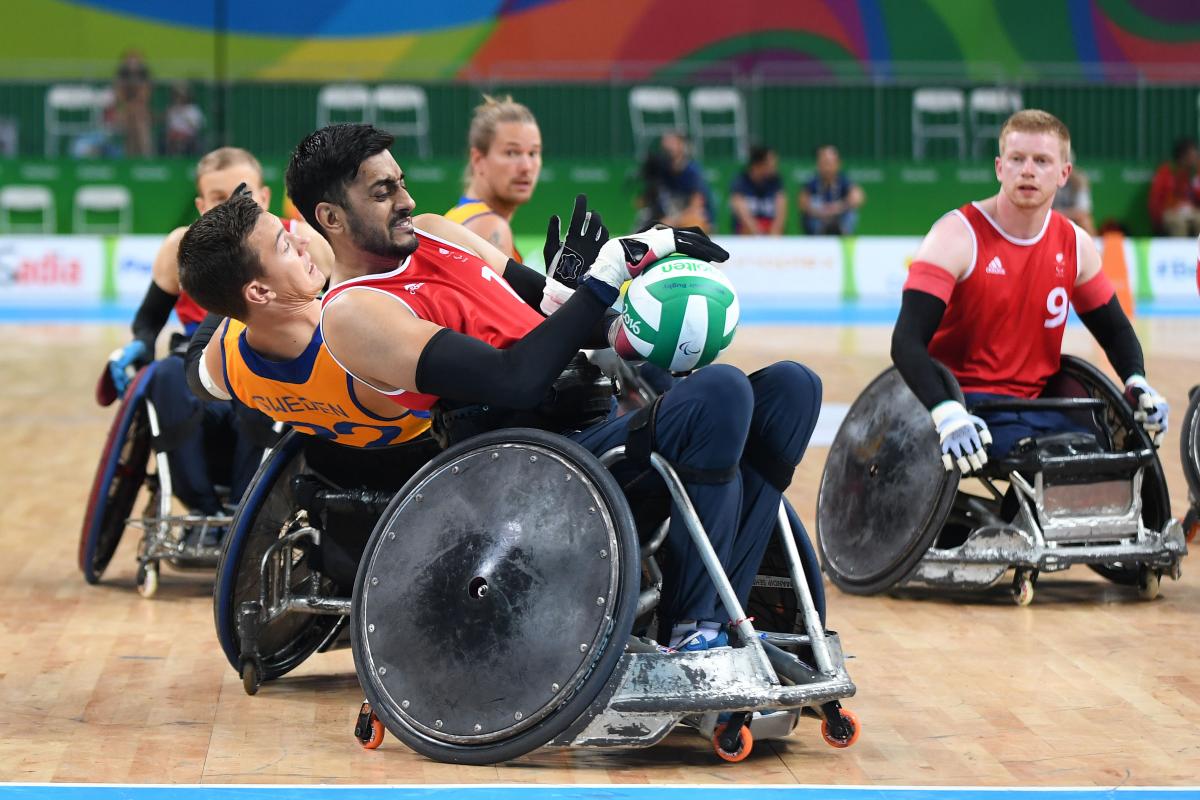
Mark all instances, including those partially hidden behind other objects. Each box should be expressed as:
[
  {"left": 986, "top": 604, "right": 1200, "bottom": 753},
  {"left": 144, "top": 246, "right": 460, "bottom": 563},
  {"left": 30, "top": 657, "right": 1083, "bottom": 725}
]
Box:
[{"left": 348, "top": 211, "right": 417, "bottom": 262}]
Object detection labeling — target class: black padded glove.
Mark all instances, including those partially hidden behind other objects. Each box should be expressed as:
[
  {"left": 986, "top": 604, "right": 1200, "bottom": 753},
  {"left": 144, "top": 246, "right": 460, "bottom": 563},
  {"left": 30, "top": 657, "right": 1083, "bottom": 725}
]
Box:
[{"left": 542, "top": 193, "right": 609, "bottom": 289}]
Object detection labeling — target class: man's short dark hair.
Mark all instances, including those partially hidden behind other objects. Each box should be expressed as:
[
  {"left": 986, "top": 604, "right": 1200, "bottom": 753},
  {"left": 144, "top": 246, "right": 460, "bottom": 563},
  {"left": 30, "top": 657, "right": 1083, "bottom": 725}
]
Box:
[
  {"left": 178, "top": 192, "right": 264, "bottom": 321},
  {"left": 286, "top": 123, "right": 396, "bottom": 238},
  {"left": 748, "top": 144, "right": 773, "bottom": 167}
]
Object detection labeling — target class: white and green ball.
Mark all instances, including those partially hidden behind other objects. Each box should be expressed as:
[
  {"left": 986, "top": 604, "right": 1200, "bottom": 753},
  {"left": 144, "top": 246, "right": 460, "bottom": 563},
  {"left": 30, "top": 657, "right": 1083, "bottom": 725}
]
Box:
[{"left": 612, "top": 254, "right": 739, "bottom": 373}]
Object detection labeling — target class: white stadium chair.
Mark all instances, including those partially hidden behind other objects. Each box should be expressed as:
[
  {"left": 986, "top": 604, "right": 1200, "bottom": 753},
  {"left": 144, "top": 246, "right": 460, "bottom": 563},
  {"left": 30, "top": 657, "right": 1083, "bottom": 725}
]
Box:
[
  {"left": 688, "top": 87, "right": 749, "bottom": 161},
  {"left": 0, "top": 185, "right": 56, "bottom": 234},
  {"left": 372, "top": 84, "right": 431, "bottom": 158},
  {"left": 73, "top": 184, "right": 132, "bottom": 234},
  {"left": 316, "top": 83, "right": 372, "bottom": 129},
  {"left": 969, "top": 88, "right": 1022, "bottom": 158},
  {"left": 629, "top": 86, "right": 685, "bottom": 159},
  {"left": 44, "top": 84, "right": 109, "bottom": 158},
  {"left": 911, "top": 87, "right": 966, "bottom": 161}
]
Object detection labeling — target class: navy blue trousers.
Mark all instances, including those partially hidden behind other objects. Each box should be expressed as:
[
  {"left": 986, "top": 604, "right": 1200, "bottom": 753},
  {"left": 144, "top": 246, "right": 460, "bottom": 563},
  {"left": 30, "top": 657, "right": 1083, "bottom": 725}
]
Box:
[
  {"left": 147, "top": 356, "right": 261, "bottom": 516},
  {"left": 570, "top": 361, "right": 822, "bottom": 627},
  {"left": 965, "top": 391, "right": 1098, "bottom": 459}
]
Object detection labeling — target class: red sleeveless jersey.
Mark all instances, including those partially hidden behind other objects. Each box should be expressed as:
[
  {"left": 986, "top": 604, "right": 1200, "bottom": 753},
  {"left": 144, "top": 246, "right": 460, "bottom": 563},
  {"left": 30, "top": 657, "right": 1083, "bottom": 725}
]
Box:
[
  {"left": 320, "top": 228, "right": 545, "bottom": 411},
  {"left": 929, "top": 203, "right": 1082, "bottom": 398},
  {"left": 174, "top": 289, "right": 206, "bottom": 329}
]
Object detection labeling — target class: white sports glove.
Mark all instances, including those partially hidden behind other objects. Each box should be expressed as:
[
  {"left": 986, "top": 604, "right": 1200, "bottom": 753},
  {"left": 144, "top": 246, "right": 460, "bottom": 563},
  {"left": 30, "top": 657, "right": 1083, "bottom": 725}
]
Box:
[
  {"left": 1124, "top": 375, "right": 1168, "bottom": 446},
  {"left": 582, "top": 226, "right": 730, "bottom": 298},
  {"left": 931, "top": 400, "right": 993, "bottom": 474}
]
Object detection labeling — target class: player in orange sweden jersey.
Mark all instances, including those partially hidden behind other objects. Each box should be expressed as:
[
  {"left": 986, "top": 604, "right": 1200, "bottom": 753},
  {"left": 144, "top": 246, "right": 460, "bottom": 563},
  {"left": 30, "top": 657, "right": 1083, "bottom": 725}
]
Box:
[
  {"left": 177, "top": 187, "right": 606, "bottom": 450},
  {"left": 277, "top": 124, "right": 824, "bottom": 651},
  {"left": 104, "top": 148, "right": 333, "bottom": 528},
  {"left": 891, "top": 110, "right": 1167, "bottom": 473}
]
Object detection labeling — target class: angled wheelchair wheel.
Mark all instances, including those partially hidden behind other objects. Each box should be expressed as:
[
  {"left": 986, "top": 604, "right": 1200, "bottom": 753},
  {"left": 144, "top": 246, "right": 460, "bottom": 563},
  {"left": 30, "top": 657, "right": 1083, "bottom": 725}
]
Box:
[
  {"left": 817, "top": 367, "right": 960, "bottom": 595},
  {"left": 352, "top": 428, "right": 640, "bottom": 765},
  {"left": 79, "top": 364, "right": 157, "bottom": 584},
  {"left": 1052, "top": 357, "right": 1172, "bottom": 586},
  {"left": 213, "top": 431, "right": 343, "bottom": 681},
  {"left": 748, "top": 498, "right": 826, "bottom": 631},
  {"left": 1180, "top": 385, "right": 1200, "bottom": 513}
]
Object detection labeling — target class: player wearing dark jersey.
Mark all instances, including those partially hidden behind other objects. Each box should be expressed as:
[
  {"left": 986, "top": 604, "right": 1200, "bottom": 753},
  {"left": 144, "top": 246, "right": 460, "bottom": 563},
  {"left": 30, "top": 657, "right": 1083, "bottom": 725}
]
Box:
[{"left": 892, "top": 110, "right": 1166, "bottom": 473}]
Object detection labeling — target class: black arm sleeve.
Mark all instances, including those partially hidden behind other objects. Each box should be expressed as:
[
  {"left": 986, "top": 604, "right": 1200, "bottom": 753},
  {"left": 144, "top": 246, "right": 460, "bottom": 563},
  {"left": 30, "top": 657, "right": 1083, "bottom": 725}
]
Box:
[
  {"left": 131, "top": 281, "right": 177, "bottom": 355},
  {"left": 500, "top": 257, "right": 617, "bottom": 347},
  {"left": 1078, "top": 295, "right": 1145, "bottom": 382},
  {"left": 414, "top": 284, "right": 609, "bottom": 409},
  {"left": 501, "top": 258, "right": 547, "bottom": 312},
  {"left": 185, "top": 312, "right": 226, "bottom": 402},
  {"left": 890, "top": 289, "right": 958, "bottom": 410}
]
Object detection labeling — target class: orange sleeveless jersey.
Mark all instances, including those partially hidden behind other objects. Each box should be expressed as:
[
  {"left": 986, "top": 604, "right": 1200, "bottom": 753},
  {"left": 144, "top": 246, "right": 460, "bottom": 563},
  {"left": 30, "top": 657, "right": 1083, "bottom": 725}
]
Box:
[{"left": 218, "top": 318, "right": 430, "bottom": 449}]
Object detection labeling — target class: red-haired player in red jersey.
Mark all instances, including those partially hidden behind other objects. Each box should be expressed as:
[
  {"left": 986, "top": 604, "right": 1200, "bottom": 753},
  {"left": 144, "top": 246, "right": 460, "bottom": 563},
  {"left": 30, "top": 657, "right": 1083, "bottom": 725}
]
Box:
[{"left": 892, "top": 110, "right": 1167, "bottom": 474}]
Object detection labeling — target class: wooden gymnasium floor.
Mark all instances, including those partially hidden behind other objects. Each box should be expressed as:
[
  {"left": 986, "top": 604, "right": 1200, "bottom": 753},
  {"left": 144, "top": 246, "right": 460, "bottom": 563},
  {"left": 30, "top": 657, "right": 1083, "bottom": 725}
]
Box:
[{"left": 2, "top": 319, "right": 1199, "bottom": 787}]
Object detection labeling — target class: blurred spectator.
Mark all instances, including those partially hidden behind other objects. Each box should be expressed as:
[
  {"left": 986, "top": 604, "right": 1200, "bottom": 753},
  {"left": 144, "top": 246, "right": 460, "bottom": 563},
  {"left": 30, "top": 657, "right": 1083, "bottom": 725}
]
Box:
[
  {"left": 113, "top": 48, "right": 153, "bottom": 157},
  {"left": 1148, "top": 137, "right": 1200, "bottom": 236},
  {"left": 799, "top": 145, "right": 864, "bottom": 236},
  {"left": 1052, "top": 149, "right": 1095, "bottom": 235},
  {"left": 636, "top": 131, "right": 714, "bottom": 232},
  {"left": 163, "top": 83, "right": 204, "bottom": 156},
  {"left": 730, "top": 145, "right": 786, "bottom": 235}
]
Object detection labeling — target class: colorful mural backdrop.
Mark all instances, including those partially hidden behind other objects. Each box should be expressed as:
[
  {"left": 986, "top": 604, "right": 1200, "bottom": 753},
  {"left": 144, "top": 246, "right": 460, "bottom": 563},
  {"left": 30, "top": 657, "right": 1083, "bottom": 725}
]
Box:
[{"left": 3, "top": 0, "right": 1199, "bottom": 80}]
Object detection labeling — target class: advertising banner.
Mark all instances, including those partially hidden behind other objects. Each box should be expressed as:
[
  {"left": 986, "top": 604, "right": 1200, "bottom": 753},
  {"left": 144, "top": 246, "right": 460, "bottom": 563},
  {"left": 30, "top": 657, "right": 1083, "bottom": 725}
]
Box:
[{"left": 0, "top": 236, "right": 104, "bottom": 303}]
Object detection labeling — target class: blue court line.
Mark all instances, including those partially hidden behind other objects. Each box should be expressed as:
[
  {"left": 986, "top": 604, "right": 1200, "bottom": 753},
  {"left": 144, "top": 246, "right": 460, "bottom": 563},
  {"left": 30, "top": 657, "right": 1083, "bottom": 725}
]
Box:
[{"left": 1, "top": 786, "right": 1199, "bottom": 800}]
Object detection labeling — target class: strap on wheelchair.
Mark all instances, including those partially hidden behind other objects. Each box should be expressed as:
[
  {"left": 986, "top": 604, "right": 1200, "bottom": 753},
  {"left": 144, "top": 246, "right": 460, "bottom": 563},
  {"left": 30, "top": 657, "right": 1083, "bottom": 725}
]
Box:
[
  {"left": 743, "top": 433, "right": 796, "bottom": 493},
  {"left": 150, "top": 405, "right": 204, "bottom": 452},
  {"left": 430, "top": 352, "right": 613, "bottom": 449},
  {"left": 624, "top": 393, "right": 736, "bottom": 485}
]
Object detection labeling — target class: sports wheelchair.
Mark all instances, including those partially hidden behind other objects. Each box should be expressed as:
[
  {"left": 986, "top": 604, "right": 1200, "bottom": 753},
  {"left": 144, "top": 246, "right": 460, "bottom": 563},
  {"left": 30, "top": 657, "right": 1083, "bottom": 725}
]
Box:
[
  {"left": 80, "top": 361, "right": 274, "bottom": 597},
  {"left": 1180, "top": 386, "right": 1200, "bottom": 545},
  {"left": 215, "top": 426, "right": 857, "bottom": 764},
  {"left": 817, "top": 356, "right": 1187, "bottom": 605}
]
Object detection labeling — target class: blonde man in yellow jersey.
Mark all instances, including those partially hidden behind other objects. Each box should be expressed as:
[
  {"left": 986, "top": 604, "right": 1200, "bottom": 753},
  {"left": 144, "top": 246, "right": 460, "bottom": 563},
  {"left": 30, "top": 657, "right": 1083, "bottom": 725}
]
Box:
[{"left": 445, "top": 95, "right": 541, "bottom": 262}]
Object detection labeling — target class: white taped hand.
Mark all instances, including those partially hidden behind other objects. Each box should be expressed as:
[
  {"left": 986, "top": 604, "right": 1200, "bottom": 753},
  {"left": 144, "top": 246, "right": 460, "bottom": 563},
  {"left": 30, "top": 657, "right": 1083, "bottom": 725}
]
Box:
[
  {"left": 931, "top": 400, "right": 993, "bottom": 474},
  {"left": 1124, "top": 375, "right": 1168, "bottom": 446},
  {"left": 539, "top": 276, "right": 576, "bottom": 315}
]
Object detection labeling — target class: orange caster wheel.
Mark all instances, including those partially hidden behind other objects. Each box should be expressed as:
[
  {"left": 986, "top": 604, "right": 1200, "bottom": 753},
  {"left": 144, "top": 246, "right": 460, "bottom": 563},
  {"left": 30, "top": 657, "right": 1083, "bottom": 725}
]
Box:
[
  {"left": 821, "top": 707, "right": 860, "bottom": 748},
  {"left": 354, "top": 702, "right": 385, "bottom": 750},
  {"left": 712, "top": 722, "right": 753, "bottom": 762}
]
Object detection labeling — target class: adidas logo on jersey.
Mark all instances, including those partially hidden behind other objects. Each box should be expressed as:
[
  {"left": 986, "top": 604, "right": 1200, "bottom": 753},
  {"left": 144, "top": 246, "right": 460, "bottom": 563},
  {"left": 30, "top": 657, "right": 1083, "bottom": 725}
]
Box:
[
  {"left": 985, "top": 256, "right": 1006, "bottom": 276},
  {"left": 403, "top": 282, "right": 424, "bottom": 294}
]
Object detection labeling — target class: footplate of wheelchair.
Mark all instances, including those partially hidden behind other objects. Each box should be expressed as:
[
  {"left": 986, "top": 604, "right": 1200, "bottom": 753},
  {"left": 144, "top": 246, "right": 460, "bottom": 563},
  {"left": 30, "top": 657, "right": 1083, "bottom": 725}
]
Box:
[
  {"left": 911, "top": 518, "right": 1187, "bottom": 589},
  {"left": 553, "top": 633, "right": 855, "bottom": 749}
]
